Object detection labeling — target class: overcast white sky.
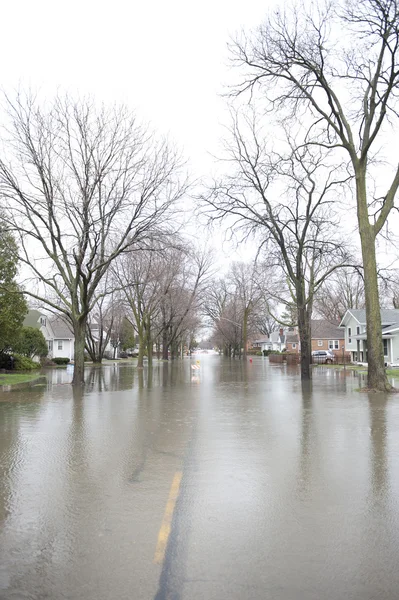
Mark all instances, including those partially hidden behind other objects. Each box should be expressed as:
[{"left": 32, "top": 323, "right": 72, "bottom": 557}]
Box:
[
  {"left": 1, "top": 0, "right": 398, "bottom": 272},
  {"left": 1, "top": 0, "right": 279, "bottom": 264},
  {"left": 1, "top": 0, "right": 272, "bottom": 173}
]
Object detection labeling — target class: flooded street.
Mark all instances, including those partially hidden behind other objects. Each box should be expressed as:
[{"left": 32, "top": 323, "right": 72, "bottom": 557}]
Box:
[{"left": 1, "top": 358, "right": 399, "bottom": 599}]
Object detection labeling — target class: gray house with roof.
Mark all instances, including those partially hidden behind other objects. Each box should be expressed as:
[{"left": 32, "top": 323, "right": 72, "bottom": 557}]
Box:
[
  {"left": 253, "top": 328, "right": 299, "bottom": 353},
  {"left": 339, "top": 309, "right": 399, "bottom": 365},
  {"left": 23, "top": 310, "right": 74, "bottom": 360}
]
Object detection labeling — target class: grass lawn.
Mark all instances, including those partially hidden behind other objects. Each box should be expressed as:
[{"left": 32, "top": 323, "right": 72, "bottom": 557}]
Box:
[
  {"left": 313, "top": 364, "right": 363, "bottom": 370},
  {"left": 315, "top": 364, "right": 399, "bottom": 378},
  {"left": 0, "top": 373, "right": 42, "bottom": 386},
  {"left": 386, "top": 369, "right": 399, "bottom": 377}
]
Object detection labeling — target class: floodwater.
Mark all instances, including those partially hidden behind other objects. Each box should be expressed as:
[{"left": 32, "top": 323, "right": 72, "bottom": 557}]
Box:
[{"left": 1, "top": 358, "right": 399, "bottom": 600}]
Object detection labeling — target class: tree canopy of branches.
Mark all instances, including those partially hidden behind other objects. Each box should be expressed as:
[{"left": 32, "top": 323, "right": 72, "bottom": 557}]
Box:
[
  {"left": 204, "top": 260, "right": 268, "bottom": 357},
  {"left": 315, "top": 269, "right": 365, "bottom": 322},
  {"left": 231, "top": 0, "right": 399, "bottom": 389},
  {"left": 0, "top": 93, "right": 186, "bottom": 384},
  {"left": 205, "top": 114, "right": 351, "bottom": 379},
  {"left": 115, "top": 240, "right": 212, "bottom": 365}
]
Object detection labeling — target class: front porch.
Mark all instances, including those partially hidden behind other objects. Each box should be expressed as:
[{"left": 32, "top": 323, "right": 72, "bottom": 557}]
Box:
[{"left": 352, "top": 334, "right": 393, "bottom": 365}]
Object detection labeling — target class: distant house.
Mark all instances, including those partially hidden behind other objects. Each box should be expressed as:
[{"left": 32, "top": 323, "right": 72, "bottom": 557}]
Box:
[
  {"left": 286, "top": 332, "right": 300, "bottom": 353},
  {"left": 311, "top": 319, "right": 345, "bottom": 355},
  {"left": 339, "top": 309, "right": 399, "bottom": 364},
  {"left": 252, "top": 320, "right": 344, "bottom": 356},
  {"left": 87, "top": 323, "right": 119, "bottom": 359},
  {"left": 253, "top": 327, "right": 299, "bottom": 353},
  {"left": 23, "top": 310, "right": 75, "bottom": 360}
]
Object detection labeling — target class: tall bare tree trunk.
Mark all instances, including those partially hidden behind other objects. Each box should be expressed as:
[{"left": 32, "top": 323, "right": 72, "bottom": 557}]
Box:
[
  {"left": 357, "top": 172, "right": 391, "bottom": 391},
  {"left": 73, "top": 318, "right": 87, "bottom": 386},
  {"left": 242, "top": 309, "right": 248, "bottom": 359},
  {"left": 162, "top": 330, "right": 168, "bottom": 360},
  {"left": 360, "top": 227, "right": 390, "bottom": 390},
  {"left": 146, "top": 319, "right": 153, "bottom": 368},
  {"left": 137, "top": 326, "right": 145, "bottom": 369},
  {"left": 297, "top": 289, "right": 311, "bottom": 380}
]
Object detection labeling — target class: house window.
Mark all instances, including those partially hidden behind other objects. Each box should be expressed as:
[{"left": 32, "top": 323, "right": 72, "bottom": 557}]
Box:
[
  {"left": 356, "top": 326, "right": 360, "bottom": 335},
  {"left": 383, "top": 339, "right": 388, "bottom": 357},
  {"left": 58, "top": 341, "right": 63, "bottom": 351},
  {"left": 292, "top": 343, "right": 296, "bottom": 349},
  {"left": 48, "top": 340, "right": 53, "bottom": 352},
  {"left": 40, "top": 317, "right": 46, "bottom": 326},
  {"left": 348, "top": 327, "right": 352, "bottom": 343},
  {"left": 318, "top": 340, "right": 323, "bottom": 347},
  {"left": 329, "top": 340, "right": 340, "bottom": 350}
]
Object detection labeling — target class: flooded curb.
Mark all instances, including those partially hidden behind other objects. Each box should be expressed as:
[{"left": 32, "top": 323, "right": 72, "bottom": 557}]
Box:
[{"left": 0, "top": 376, "right": 47, "bottom": 392}]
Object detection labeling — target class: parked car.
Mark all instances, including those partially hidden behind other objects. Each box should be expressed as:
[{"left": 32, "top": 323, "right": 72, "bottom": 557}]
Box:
[{"left": 311, "top": 350, "right": 335, "bottom": 364}]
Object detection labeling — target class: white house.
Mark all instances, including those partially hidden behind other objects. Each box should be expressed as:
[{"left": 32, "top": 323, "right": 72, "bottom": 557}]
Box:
[
  {"left": 339, "top": 308, "right": 399, "bottom": 365},
  {"left": 253, "top": 327, "right": 299, "bottom": 353},
  {"left": 23, "top": 310, "right": 75, "bottom": 360}
]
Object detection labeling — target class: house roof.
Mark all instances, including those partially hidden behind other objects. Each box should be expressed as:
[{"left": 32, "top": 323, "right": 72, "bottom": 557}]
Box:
[
  {"left": 23, "top": 309, "right": 43, "bottom": 329},
  {"left": 311, "top": 319, "right": 344, "bottom": 340},
  {"left": 252, "top": 336, "right": 270, "bottom": 344},
  {"left": 50, "top": 317, "right": 73, "bottom": 339},
  {"left": 381, "top": 321, "right": 399, "bottom": 334},
  {"left": 286, "top": 333, "right": 299, "bottom": 343},
  {"left": 269, "top": 331, "right": 285, "bottom": 343},
  {"left": 339, "top": 308, "right": 399, "bottom": 327}
]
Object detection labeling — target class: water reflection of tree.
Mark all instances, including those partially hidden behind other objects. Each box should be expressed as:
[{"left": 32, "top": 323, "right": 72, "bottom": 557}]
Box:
[
  {"left": 368, "top": 394, "right": 389, "bottom": 503},
  {"left": 297, "top": 381, "right": 314, "bottom": 496},
  {"left": 84, "top": 365, "right": 135, "bottom": 393}
]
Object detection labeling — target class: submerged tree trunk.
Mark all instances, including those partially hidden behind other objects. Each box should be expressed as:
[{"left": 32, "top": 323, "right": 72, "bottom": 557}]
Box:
[
  {"left": 137, "top": 326, "right": 145, "bottom": 369},
  {"left": 357, "top": 172, "right": 391, "bottom": 391},
  {"left": 242, "top": 309, "right": 248, "bottom": 359},
  {"left": 360, "top": 225, "right": 391, "bottom": 391},
  {"left": 298, "top": 301, "right": 311, "bottom": 381},
  {"left": 162, "top": 329, "right": 168, "bottom": 360},
  {"left": 145, "top": 316, "right": 153, "bottom": 367},
  {"left": 73, "top": 318, "right": 87, "bottom": 386}
]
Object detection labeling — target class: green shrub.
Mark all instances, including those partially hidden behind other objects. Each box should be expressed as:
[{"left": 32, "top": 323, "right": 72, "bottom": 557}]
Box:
[
  {"left": 12, "top": 327, "right": 48, "bottom": 359},
  {"left": 52, "top": 357, "right": 70, "bottom": 365},
  {"left": 256, "top": 351, "right": 263, "bottom": 356},
  {"left": 13, "top": 353, "right": 41, "bottom": 370}
]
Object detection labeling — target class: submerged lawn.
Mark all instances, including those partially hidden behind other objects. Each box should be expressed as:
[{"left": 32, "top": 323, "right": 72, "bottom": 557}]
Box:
[{"left": 0, "top": 373, "right": 42, "bottom": 386}]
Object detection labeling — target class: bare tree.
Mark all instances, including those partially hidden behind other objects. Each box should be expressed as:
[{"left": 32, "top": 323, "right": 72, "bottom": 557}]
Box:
[
  {"left": 114, "top": 243, "right": 168, "bottom": 368},
  {"left": 204, "top": 262, "right": 269, "bottom": 357},
  {"left": 228, "top": 261, "right": 266, "bottom": 357},
  {"left": 204, "top": 113, "right": 352, "bottom": 379},
  {"left": 231, "top": 0, "right": 399, "bottom": 389},
  {"left": 115, "top": 241, "right": 212, "bottom": 364},
  {"left": 85, "top": 278, "right": 124, "bottom": 363},
  {"left": 315, "top": 269, "right": 365, "bottom": 322},
  {"left": 158, "top": 246, "right": 214, "bottom": 359},
  {"left": 0, "top": 93, "right": 186, "bottom": 384}
]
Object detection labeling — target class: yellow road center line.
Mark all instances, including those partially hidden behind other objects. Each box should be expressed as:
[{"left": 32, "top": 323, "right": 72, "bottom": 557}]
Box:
[{"left": 153, "top": 471, "right": 183, "bottom": 564}]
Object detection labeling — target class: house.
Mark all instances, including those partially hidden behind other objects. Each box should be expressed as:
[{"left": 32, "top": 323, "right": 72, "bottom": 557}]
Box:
[
  {"left": 311, "top": 319, "right": 345, "bottom": 355},
  {"left": 252, "top": 320, "right": 344, "bottom": 356},
  {"left": 339, "top": 309, "right": 399, "bottom": 364},
  {"left": 253, "top": 327, "right": 299, "bottom": 353},
  {"left": 87, "top": 323, "right": 119, "bottom": 359},
  {"left": 23, "top": 310, "right": 75, "bottom": 360}
]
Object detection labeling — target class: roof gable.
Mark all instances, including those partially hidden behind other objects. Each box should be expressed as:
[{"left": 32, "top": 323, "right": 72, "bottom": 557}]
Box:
[
  {"left": 50, "top": 317, "right": 74, "bottom": 339},
  {"left": 339, "top": 308, "right": 399, "bottom": 327},
  {"left": 311, "top": 319, "right": 344, "bottom": 339},
  {"left": 23, "top": 309, "right": 44, "bottom": 329}
]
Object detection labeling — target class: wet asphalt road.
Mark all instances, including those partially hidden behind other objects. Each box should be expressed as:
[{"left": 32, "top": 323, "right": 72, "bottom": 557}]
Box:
[{"left": 1, "top": 358, "right": 399, "bottom": 599}]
